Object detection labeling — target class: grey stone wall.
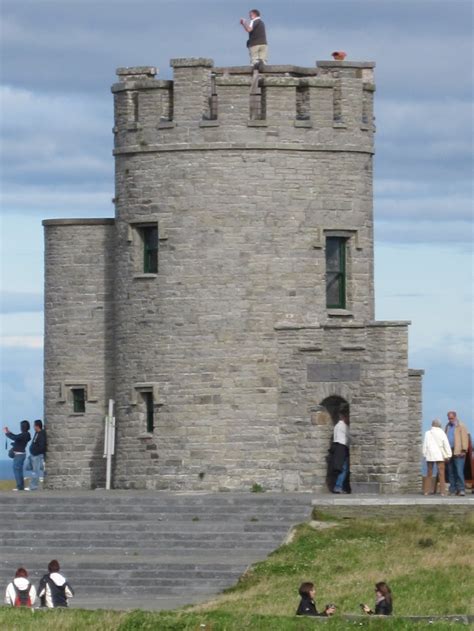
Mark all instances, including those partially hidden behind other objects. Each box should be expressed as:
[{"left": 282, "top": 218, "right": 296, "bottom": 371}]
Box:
[
  {"left": 43, "top": 220, "right": 115, "bottom": 488},
  {"left": 43, "top": 58, "right": 423, "bottom": 492}
]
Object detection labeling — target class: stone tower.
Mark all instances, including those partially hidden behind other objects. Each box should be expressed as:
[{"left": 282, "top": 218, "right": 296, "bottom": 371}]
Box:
[{"left": 43, "top": 58, "right": 423, "bottom": 493}]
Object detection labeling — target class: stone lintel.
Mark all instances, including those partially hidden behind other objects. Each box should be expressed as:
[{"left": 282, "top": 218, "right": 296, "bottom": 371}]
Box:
[
  {"left": 171, "top": 57, "right": 214, "bottom": 68},
  {"left": 42, "top": 218, "right": 115, "bottom": 227},
  {"left": 116, "top": 66, "right": 158, "bottom": 80},
  {"left": 112, "top": 80, "right": 172, "bottom": 93},
  {"left": 408, "top": 369, "right": 425, "bottom": 376},
  {"left": 316, "top": 60, "right": 376, "bottom": 69}
]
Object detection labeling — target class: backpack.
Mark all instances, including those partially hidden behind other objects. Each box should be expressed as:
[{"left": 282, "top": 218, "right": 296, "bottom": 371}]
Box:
[{"left": 13, "top": 583, "right": 32, "bottom": 607}]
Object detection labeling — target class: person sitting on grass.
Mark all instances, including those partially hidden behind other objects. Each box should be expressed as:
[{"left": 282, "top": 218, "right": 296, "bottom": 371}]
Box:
[
  {"left": 38, "top": 559, "right": 74, "bottom": 608},
  {"left": 362, "top": 581, "right": 393, "bottom": 615},
  {"left": 296, "top": 581, "right": 336, "bottom": 617},
  {"left": 4, "top": 567, "right": 37, "bottom": 607}
]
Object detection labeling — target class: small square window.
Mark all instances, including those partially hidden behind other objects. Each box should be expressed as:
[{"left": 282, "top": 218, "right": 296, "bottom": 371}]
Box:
[{"left": 72, "top": 388, "right": 86, "bottom": 414}]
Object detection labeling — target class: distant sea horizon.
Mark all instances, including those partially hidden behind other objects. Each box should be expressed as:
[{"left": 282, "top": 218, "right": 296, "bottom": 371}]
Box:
[{"left": 0, "top": 459, "right": 15, "bottom": 480}]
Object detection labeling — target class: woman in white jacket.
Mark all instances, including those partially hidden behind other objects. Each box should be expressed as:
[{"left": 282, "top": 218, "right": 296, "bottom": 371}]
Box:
[{"left": 422, "top": 419, "right": 452, "bottom": 496}]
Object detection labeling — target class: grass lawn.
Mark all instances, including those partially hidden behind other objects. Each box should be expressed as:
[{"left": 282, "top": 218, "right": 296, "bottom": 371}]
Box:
[
  {"left": 0, "top": 510, "right": 472, "bottom": 630},
  {"left": 0, "top": 480, "right": 16, "bottom": 491}
]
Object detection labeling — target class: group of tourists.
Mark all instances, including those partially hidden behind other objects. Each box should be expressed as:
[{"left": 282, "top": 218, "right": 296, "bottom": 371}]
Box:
[
  {"left": 328, "top": 408, "right": 470, "bottom": 496},
  {"left": 422, "top": 411, "right": 470, "bottom": 496},
  {"left": 3, "top": 419, "right": 47, "bottom": 491},
  {"left": 4, "top": 560, "right": 74, "bottom": 608},
  {"left": 296, "top": 580, "right": 392, "bottom": 617}
]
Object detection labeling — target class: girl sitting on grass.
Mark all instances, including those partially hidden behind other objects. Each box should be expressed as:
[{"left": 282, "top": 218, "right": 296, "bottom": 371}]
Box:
[
  {"left": 296, "top": 582, "right": 336, "bottom": 617},
  {"left": 362, "top": 581, "right": 393, "bottom": 615}
]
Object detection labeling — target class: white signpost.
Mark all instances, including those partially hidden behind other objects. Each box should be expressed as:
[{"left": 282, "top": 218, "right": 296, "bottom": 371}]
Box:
[{"left": 103, "top": 398, "right": 116, "bottom": 490}]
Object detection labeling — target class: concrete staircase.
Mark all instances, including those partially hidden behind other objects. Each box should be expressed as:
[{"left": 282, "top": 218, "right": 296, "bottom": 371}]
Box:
[{"left": 0, "top": 491, "right": 312, "bottom": 610}]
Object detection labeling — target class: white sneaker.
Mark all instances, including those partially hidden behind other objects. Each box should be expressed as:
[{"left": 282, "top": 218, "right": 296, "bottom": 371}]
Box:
[
  {"left": 12, "top": 488, "right": 19, "bottom": 492},
  {"left": 24, "top": 487, "right": 31, "bottom": 491}
]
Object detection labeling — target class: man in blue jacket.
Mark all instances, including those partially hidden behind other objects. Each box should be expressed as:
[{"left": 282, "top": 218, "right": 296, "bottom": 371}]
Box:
[{"left": 3, "top": 420, "right": 31, "bottom": 490}]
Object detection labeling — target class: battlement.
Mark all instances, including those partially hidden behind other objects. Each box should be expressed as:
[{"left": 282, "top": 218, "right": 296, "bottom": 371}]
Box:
[{"left": 112, "top": 58, "right": 375, "bottom": 154}]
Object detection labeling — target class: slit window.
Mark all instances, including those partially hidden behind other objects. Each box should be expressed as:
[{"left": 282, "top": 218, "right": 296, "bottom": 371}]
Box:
[
  {"left": 326, "top": 237, "right": 346, "bottom": 309},
  {"left": 72, "top": 388, "right": 86, "bottom": 414},
  {"left": 141, "top": 225, "right": 158, "bottom": 273},
  {"left": 143, "top": 391, "right": 154, "bottom": 433}
]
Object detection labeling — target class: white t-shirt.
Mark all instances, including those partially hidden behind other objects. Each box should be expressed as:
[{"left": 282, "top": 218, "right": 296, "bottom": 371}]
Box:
[{"left": 333, "top": 419, "right": 350, "bottom": 446}]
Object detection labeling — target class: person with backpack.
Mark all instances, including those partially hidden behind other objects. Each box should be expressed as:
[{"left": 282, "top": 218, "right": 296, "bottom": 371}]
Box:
[
  {"left": 38, "top": 559, "right": 74, "bottom": 608},
  {"left": 4, "top": 567, "right": 37, "bottom": 607}
]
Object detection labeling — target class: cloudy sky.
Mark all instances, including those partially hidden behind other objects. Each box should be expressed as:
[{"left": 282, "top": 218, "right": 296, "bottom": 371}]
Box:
[{"left": 0, "top": 0, "right": 472, "bottom": 455}]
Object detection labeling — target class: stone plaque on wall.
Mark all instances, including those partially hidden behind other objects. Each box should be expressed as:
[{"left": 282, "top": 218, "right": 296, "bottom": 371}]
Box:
[{"left": 307, "top": 362, "right": 360, "bottom": 382}]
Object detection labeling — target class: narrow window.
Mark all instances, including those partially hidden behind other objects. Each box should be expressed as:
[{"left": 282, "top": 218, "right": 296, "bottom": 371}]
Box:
[
  {"left": 141, "top": 225, "right": 158, "bottom": 273},
  {"left": 72, "top": 388, "right": 86, "bottom": 414},
  {"left": 326, "top": 237, "right": 346, "bottom": 308},
  {"left": 143, "top": 391, "right": 154, "bottom": 433}
]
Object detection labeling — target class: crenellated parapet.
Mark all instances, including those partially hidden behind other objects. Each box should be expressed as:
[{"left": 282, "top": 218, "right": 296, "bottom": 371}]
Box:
[{"left": 112, "top": 58, "right": 375, "bottom": 155}]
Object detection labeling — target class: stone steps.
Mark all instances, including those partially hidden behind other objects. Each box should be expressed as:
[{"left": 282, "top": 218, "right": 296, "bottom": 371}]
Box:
[{"left": 0, "top": 490, "right": 312, "bottom": 610}]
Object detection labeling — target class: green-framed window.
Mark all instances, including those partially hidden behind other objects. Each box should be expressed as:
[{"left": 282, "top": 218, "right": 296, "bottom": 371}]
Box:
[
  {"left": 143, "top": 391, "right": 154, "bottom": 433},
  {"left": 141, "top": 225, "right": 158, "bottom": 273},
  {"left": 72, "top": 388, "right": 86, "bottom": 414},
  {"left": 326, "top": 237, "right": 346, "bottom": 308}
]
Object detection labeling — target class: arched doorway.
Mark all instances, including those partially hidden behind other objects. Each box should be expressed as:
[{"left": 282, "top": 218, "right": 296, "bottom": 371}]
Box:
[{"left": 319, "top": 396, "right": 350, "bottom": 492}]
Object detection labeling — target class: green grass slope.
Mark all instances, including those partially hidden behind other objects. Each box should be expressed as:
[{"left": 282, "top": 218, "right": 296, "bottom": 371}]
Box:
[{"left": 1, "top": 511, "right": 472, "bottom": 630}]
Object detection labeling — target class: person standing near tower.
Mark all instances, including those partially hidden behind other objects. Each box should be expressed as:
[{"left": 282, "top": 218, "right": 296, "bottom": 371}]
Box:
[
  {"left": 330, "top": 408, "right": 351, "bottom": 494},
  {"left": 444, "top": 410, "right": 469, "bottom": 496},
  {"left": 28, "top": 419, "right": 47, "bottom": 491},
  {"left": 3, "top": 420, "right": 31, "bottom": 491},
  {"left": 240, "top": 9, "right": 268, "bottom": 70}
]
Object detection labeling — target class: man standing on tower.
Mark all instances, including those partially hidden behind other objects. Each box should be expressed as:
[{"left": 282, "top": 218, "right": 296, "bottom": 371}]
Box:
[{"left": 240, "top": 9, "right": 268, "bottom": 70}]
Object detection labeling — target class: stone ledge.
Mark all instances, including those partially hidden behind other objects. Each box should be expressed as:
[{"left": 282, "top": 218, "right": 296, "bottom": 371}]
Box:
[
  {"left": 114, "top": 142, "right": 374, "bottom": 156},
  {"left": 112, "top": 80, "right": 171, "bottom": 93},
  {"left": 42, "top": 218, "right": 115, "bottom": 226},
  {"left": 170, "top": 57, "right": 214, "bottom": 68},
  {"left": 213, "top": 65, "right": 318, "bottom": 76},
  {"left": 317, "top": 60, "right": 376, "bottom": 69},
  {"left": 116, "top": 66, "right": 157, "bottom": 78},
  {"left": 367, "top": 320, "right": 411, "bottom": 327}
]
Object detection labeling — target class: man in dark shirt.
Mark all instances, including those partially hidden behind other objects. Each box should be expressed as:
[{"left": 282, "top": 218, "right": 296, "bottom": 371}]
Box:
[
  {"left": 240, "top": 9, "right": 268, "bottom": 69},
  {"left": 3, "top": 420, "right": 31, "bottom": 490},
  {"left": 28, "top": 419, "right": 47, "bottom": 491}
]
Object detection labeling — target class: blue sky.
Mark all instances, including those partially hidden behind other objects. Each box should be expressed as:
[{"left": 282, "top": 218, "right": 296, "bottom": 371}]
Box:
[{"left": 0, "top": 0, "right": 473, "bottom": 456}]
